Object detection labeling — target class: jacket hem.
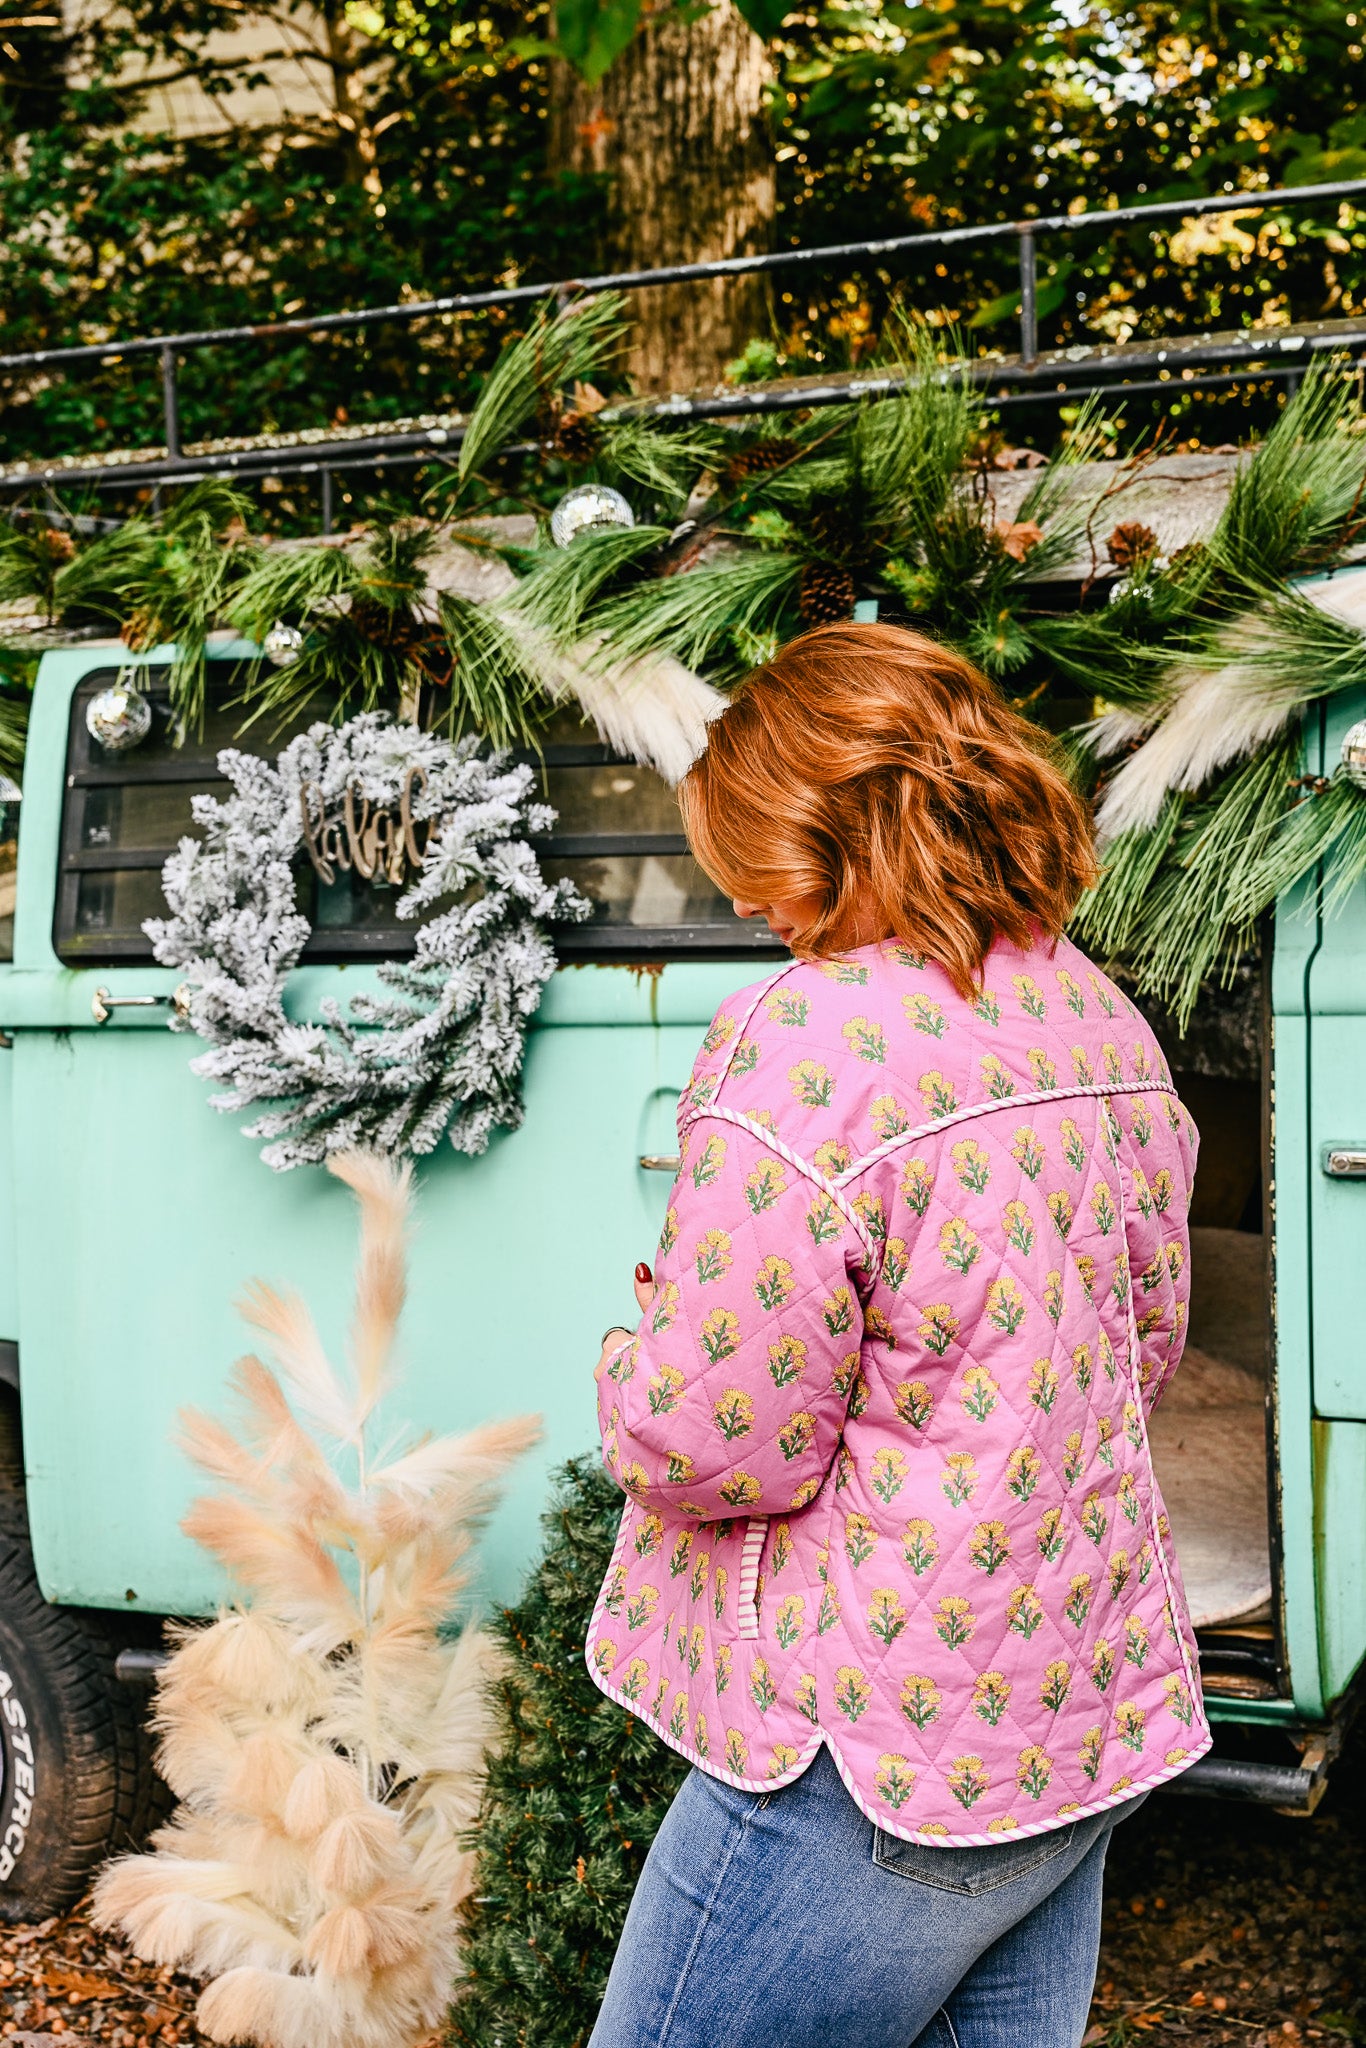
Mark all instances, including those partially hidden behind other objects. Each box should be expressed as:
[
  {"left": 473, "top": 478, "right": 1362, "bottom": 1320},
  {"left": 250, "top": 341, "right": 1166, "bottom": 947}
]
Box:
[
  {"left": 817, "top": 1718, "right": 1215, "bottom": 1846},
  {"left": 581, "top": 1609, "right": 1216, "bottom": 1844},
  {"left": 583, "top": 1506, "right": 1215, "bottom": 1844}
]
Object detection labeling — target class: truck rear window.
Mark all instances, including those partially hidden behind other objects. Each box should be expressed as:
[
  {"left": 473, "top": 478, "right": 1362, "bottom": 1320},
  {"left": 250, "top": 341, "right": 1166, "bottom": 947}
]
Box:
[{"left": 53, "top": 666, "right": 780, "bottom": 966}]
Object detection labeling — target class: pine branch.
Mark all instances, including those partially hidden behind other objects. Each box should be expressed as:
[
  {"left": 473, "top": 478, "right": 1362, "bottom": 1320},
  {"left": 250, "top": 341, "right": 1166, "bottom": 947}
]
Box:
[
  {"left": 1069, "top": 795, "right": 1185, "bottom": 957},
  {"left": 506, "top": 524, "right": 669, "bottom": 649},
  {"left": 1212, "top": 359, "right": 1366, "bottom": 588},
  {"left": 584, "top": 548, "right": 804, "bottom": 681},
  {"left": 1115, "top": 736, "right": 1300, "bottom": 1026},
  {"left": 438, "top": 593, "right": 552, "bottom": 751},
  {"left": 593, "top": 417, "right": 725, "bottom": 512},
  {"left": 1231, "top": 771, "right": 1366, "bottom": 922},
  {"left": 458, "top": 296, "right": 629, "bottom": 483}
]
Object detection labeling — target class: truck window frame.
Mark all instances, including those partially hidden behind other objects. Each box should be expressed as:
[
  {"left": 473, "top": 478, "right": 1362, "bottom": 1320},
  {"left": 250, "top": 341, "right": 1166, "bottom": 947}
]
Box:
[{"left": 52, "top": 663, "right": 785, "bottom": 968}]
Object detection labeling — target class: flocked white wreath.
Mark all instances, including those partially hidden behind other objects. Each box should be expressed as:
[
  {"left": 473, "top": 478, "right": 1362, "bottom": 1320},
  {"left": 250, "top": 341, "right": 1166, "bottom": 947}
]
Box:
[{"left": 146, "top": 713, "right": 589, "bottom": 1170}]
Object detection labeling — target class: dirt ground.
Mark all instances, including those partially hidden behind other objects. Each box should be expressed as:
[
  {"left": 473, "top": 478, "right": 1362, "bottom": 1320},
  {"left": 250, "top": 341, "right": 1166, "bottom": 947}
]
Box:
[
  {"left": 1082, "top": 1731, "right": 1364, "bottom": 2047},
  {"left": 2, "top": 1738, "right": 1361, "bottom": 2048}
]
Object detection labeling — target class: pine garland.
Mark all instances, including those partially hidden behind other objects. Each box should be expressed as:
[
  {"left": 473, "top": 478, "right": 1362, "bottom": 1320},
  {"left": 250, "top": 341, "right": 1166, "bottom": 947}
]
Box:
[
  {"left": 7, "top": 300, "right": 1366, "bottom": 1030},
  {"left": 447, "top": 1458, "right": 685, "bottom": 2048}
]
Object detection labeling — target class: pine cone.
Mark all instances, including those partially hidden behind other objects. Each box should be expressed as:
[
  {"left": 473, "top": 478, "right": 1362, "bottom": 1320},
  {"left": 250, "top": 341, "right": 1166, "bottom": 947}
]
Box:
[
  {"left": 350, "top": 598, "right": 452, "bottom": 687},
  {"left": 722, "top": 438, "right": 800, "bottom": 490},
  {"left": 350, "top": 597, "right": 422, "bottom": 652},
  {"left": 798, "top": 560, "right": 856, "bottom": 625},
  {"left": 1167, "top": 540, "right": 1209, "bottom": 579},
  {"left": 120, "top": 608, "right": 157, "bottom": 652},
  {"left": 37, "top": 526, "right": 76, "bottom": 563},
  {"left": 1106, "top": 520, "right": 1159, "bottom": 570},
  {"left": 554, "top": 410, "right": 602, "bottom": 464},
  {"left": 802, "top": 492, "right": 863, "bottom": 563}
]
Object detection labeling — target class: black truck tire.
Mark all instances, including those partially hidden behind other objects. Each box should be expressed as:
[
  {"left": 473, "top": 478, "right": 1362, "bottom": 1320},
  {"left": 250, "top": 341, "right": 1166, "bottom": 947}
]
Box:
[{"left": 0, "top": 1394, "right": 167, "bottom": 1923}]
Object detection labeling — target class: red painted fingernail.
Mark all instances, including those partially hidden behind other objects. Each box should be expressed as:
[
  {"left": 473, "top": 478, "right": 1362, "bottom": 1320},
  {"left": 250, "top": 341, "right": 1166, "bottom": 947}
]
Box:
[{"left": 636, "top": 1262, "right": 652, "bottom": 1283}]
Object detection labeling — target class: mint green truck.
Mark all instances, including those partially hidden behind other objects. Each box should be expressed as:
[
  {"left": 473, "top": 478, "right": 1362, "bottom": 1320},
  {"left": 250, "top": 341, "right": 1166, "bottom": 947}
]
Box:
[{"left": 0, "top": 644, "right": 1361, "bottom": 1919}]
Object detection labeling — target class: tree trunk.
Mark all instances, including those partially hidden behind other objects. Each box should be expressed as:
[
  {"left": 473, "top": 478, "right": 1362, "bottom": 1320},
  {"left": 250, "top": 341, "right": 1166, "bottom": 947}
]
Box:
[
  {"left": 320, "top": 3, "right": 386, "bottom": 199},
  {"left": 549, "top": 3, "right": 775, "bottom": 393}
]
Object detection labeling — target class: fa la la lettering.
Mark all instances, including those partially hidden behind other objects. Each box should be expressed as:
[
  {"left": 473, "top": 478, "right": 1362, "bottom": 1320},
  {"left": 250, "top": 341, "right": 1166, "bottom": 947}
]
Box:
[{"left": 300, "top": 764, "right": 434, "bottom": 887}]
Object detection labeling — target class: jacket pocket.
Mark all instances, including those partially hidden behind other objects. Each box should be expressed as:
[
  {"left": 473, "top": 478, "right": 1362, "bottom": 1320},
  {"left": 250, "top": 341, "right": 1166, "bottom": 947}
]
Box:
[{"left": 736, "top": 1516, "right": 767, "bottom": 1639}]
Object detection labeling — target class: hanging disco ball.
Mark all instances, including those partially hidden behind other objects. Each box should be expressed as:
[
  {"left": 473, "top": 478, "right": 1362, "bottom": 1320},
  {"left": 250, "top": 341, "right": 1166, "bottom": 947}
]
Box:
[
  {"left": 1341, "top": 718, "right": 1366, "bottom": 788},
  {"left": 86, "top": 673, "right": 152, "bottom": 752},
  {"left": 263, "top": 620, "right": 305, "bottom": 667},
  {"left": 549, "top": 484, "right": 636, "bottom": 549}
]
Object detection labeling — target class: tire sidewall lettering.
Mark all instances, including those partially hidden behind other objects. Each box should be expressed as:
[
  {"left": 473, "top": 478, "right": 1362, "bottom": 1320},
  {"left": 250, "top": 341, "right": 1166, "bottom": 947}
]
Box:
[{"left": 0, "top": 1652, "right": 36, "bottom": 1884}]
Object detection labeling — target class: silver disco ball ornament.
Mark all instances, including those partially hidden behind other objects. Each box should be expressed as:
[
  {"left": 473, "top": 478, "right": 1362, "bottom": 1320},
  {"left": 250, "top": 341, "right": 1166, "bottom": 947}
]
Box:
[
  {"left": 263, "top": 620, "right": 305, "bottom": 667},
  {"left": 86, "top": 674, "right": 152, "bottom": 752},
  {"left": 1342, "top": 718, "right": 1366, "bottom": 788},
  {"left": 550, "top": 483, "right": 636, "bottom": 549}
]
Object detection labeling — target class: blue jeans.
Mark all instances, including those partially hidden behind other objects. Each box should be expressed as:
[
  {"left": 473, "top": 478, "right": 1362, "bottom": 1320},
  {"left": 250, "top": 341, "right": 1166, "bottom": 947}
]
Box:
[{"left": 590, "top": 1745, "right": 1144, "bottom": 2048}]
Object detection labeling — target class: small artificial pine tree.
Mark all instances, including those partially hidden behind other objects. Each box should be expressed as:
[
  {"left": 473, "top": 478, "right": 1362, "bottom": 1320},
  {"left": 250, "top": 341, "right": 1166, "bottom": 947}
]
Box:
[{"left": 447, "top": 1457, "right": 687, "bottom": 2048}]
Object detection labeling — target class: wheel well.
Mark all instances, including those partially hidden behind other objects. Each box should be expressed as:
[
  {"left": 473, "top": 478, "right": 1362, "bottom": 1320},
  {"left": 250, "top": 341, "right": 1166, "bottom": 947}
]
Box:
[{"left": 0, "top": 1381, "right": 26, "bottom": 1540}]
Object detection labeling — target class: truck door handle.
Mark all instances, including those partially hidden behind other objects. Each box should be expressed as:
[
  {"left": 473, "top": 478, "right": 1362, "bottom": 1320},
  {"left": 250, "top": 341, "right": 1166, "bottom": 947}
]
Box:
[
  {"left": 91, "top": 984, "right": 191, "bottom": 1025},
  {"left": 638, "top": 1153, "right": 681, "bottom": 1172},
  {"left": 1323, "top": 1145, "right": 1366, "bottom": 1178}
]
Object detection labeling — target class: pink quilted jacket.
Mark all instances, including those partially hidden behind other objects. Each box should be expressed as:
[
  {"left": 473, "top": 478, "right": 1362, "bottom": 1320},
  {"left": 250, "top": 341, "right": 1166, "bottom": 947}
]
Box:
[{"left": 587, "top": 935, "right": 1210, "bottom": 1844}]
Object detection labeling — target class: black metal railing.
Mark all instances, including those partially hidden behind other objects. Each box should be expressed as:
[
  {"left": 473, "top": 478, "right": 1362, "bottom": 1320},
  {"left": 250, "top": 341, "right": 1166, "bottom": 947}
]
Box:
[{"left": 6, "top": 175, "right": 1366, "bottom": 513}]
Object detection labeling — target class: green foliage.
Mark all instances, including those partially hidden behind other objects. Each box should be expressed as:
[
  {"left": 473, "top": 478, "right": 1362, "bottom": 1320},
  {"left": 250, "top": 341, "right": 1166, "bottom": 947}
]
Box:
[
  {"left": 589, "top": 548, "right": 806, "bottom": 679},
  {"left": 448, "top": 1455, "right": 685, "bottom": 2048},
  {"left": 772, "top": 0, "right": 1366, "bottom": 398},
  {"left": 456, "top": 295, "right": 629, "bottom": 483},
  {"left": 0, "top": 483, "right": 257, "bottom": 728},
  {"left": 0, "top": 649, "right": 32, "bottom": 781},
  {"left": 3, "top": 309, "right": 1365, "bottom": 1037},
  {"left": 0, "top": 1, "right": 606, "bottom": 482},
  {"left": 436, "top": 592, "right": 558, "bottom": 750},
  {"left": 5, "top": 0, "right": 1366, "bottom": 495},
  {"left": 591, "top": 417, "right": 727, "bottom": 512},
  {"left": 554, "top": 0, "right": 644, "bottom": 85},
  {"left": 1066, "top": 368, "right": 1366, "bottom": 1020},
  {"left": 1211, "top": 368, "right": 1366, "bottom": 589},
  {"left": 0, "top": 521, "right": 82, "bottom": 621},
  {"left": 1107, "top": 736, "right": 1303, "bottom": 1022},
  {"left": 118, "top": 483, "right": 260, "bottom": 731},
  {"left": 506, "top": 524, "right": 673, "bottom": 645}
]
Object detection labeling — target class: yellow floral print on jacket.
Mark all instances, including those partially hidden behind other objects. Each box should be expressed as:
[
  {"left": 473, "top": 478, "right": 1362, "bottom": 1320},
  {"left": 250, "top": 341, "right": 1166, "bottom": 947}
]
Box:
[{"left": 590, "top": 935, "right": 1208, "bottom": 1844}]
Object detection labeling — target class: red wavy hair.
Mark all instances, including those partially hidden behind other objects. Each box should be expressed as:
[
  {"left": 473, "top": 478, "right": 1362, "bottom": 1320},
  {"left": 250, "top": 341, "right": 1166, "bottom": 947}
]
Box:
[{"left": 679, "top": 621, "right": 1096, "bottom": 999}]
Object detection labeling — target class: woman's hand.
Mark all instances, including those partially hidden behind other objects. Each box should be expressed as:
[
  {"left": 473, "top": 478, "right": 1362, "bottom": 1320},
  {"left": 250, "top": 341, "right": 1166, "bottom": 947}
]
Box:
[{"left": 595, "top": 1263, "right": 657, "bottom": 1379}]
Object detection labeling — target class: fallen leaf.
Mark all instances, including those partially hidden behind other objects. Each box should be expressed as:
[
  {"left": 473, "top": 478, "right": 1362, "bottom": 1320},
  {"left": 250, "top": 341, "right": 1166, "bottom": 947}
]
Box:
[
  {"left": 40, "top": 1973, "right": 123, "bottom": 2002},
  {"left": 993, "top": 518, "right": 1045, "bottom": 560}
]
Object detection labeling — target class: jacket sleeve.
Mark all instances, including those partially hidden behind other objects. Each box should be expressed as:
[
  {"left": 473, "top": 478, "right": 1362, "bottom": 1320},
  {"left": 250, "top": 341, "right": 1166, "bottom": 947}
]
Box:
[
  {"left": 1118, "top": 1091, "right": 1199, "bottom": 1413},
  {"left": 597, "top": 1114, "right": 870, "bottom": 1517}
]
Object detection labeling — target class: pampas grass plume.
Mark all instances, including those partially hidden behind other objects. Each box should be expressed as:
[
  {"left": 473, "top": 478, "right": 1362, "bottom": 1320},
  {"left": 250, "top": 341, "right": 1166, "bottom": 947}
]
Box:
[
  {"left": 225, "top": 1731, "right": 309, "bottom": 1826},
  {"left": 93, "top": 1150, "right": 539, "bottom": 2048},
  {"left": 282, "top": 1756, "right": 363, "bottom": 1841},
  {"left": 312, "top": 1806, "right": 406, "bottom": 1896},
  {"left": 305, "top": 1902, "right": 376, "bottom": 1976}
]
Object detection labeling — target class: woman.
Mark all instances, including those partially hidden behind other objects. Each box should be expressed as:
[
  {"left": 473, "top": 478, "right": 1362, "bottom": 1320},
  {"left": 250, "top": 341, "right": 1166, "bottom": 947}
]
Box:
[{"left": 587, "top": 622, "right": 1208, "bottom": 2048}]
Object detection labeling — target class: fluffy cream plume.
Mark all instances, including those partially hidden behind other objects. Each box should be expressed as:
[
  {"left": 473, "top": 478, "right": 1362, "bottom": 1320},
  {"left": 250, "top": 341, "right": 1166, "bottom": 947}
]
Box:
[
  {"left": 93, "top": 1150, "right": 540, "bottom": 2048},
  {"left": 1094, "top": 577, "right": 1366, "bottom": 842},
  {"left": 553, "top": 645, "right": 726, "bottom": 786},
  {"left": 491, "top": 605, "right": 725, "bottom": 785},
  {"left": 1094, "top": 635, "right": 1302, "bottom": 840}
]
